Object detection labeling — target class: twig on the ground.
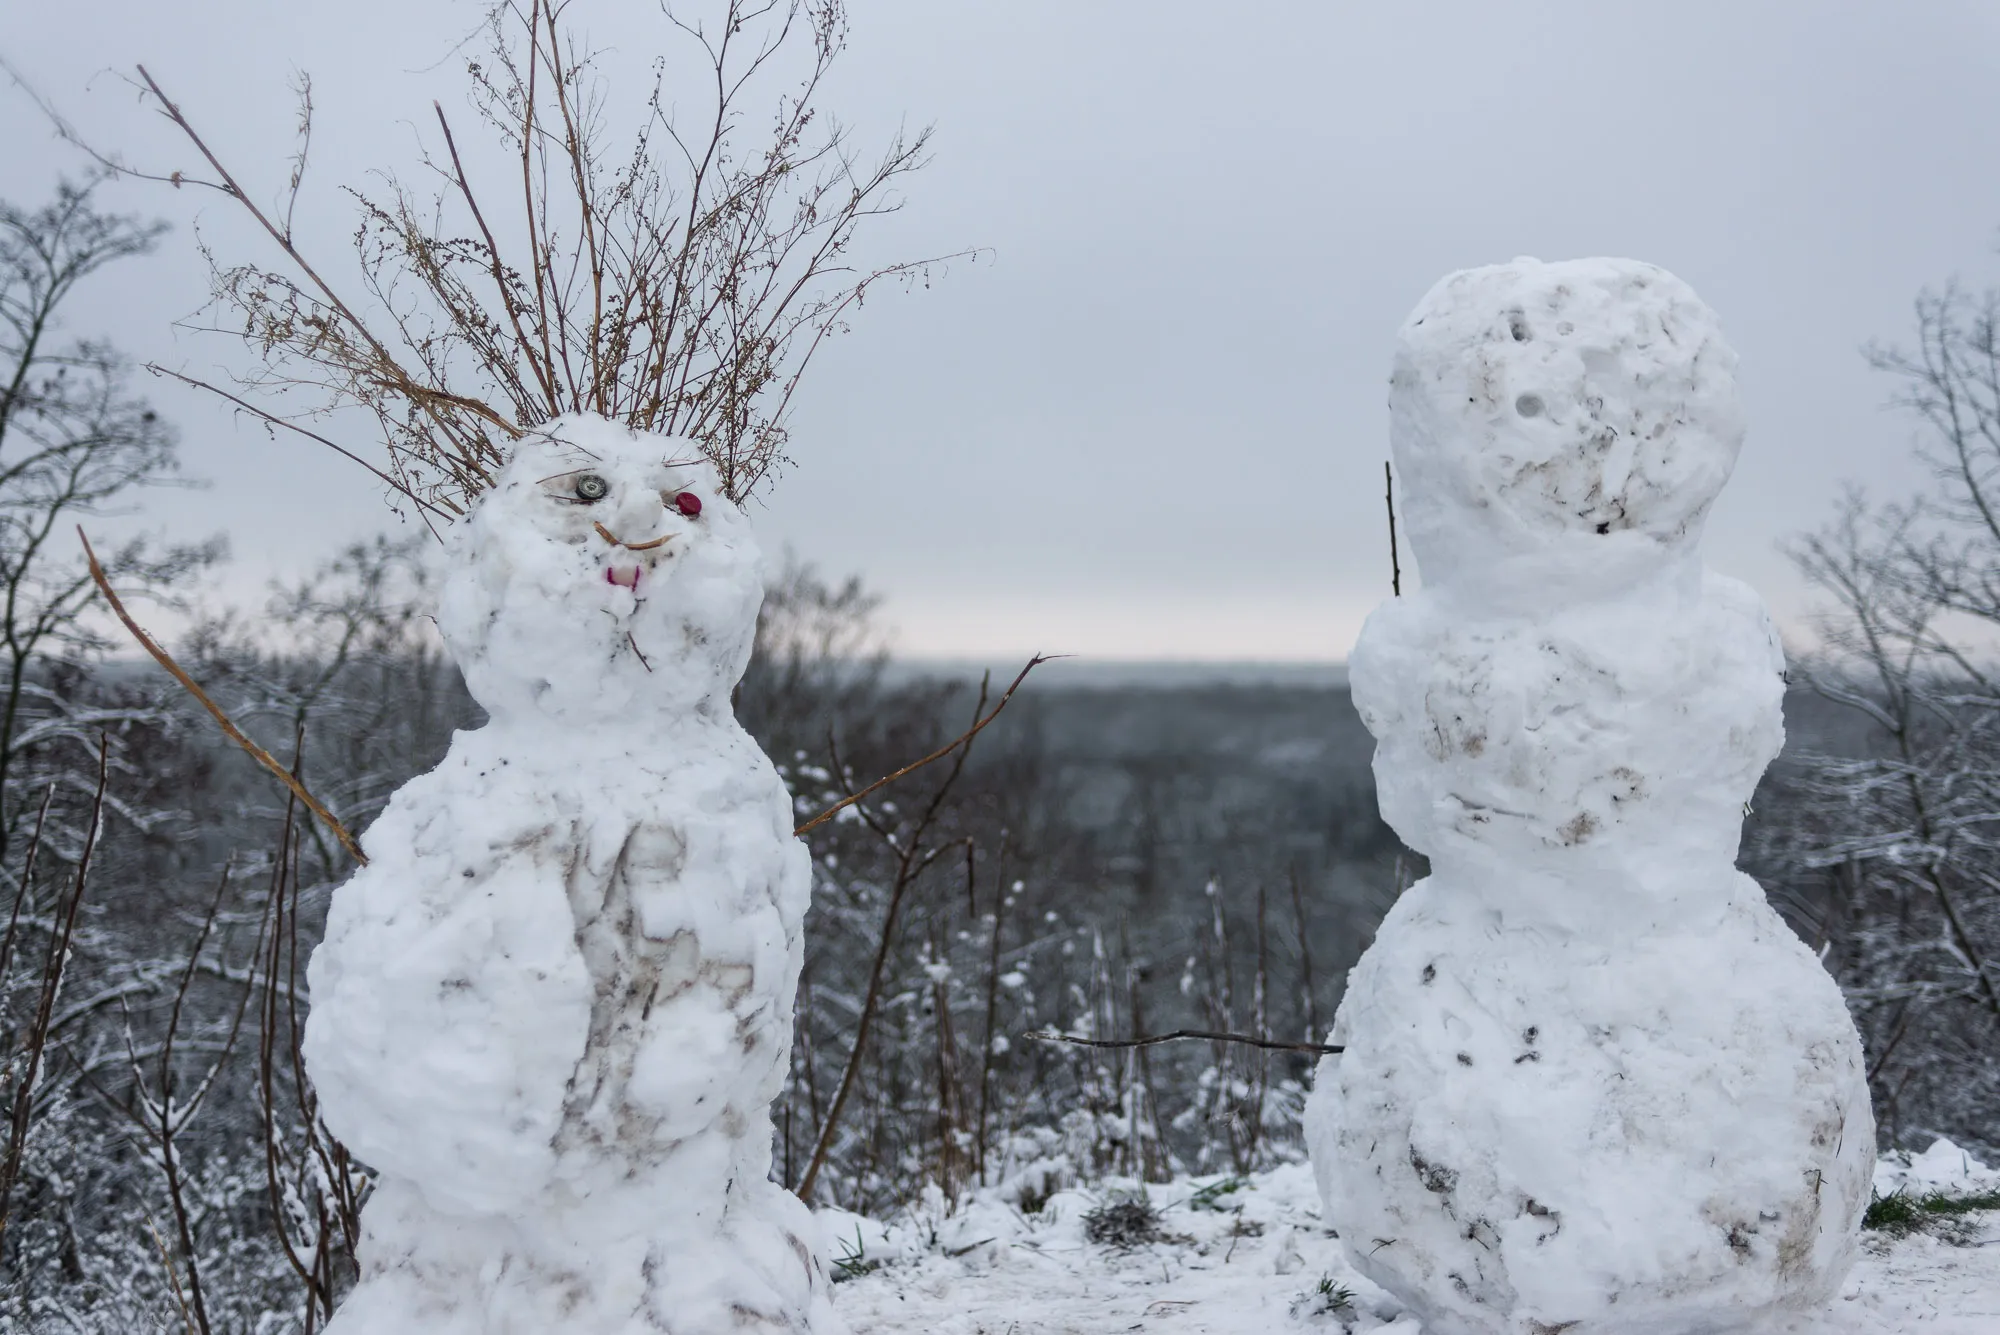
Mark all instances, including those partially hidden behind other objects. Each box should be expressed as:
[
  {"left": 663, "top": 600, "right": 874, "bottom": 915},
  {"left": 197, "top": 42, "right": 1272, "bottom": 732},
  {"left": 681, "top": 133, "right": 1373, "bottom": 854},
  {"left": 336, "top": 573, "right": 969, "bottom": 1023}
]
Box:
[
  {"left": 80, "top": 528, "right": 367, "bottom": 864},
  {"left": 1026, "top": 1028, "right": 1342, "bottom": 1057}
]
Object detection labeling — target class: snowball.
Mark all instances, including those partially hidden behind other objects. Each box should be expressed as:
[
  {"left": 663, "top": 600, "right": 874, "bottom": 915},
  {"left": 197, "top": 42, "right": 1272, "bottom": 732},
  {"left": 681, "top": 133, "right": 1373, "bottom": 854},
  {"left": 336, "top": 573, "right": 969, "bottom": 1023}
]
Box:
[{"left": 1391, "top": 257, "right": 1745, "bottom": 610}]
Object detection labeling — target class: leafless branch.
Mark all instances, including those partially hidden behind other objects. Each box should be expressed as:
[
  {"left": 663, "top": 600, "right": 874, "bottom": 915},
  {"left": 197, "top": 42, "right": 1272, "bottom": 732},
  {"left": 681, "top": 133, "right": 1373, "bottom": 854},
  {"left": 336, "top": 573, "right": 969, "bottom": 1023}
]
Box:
[
  {"left": 1025, "top": 1028, "right": 1343, "bottom": 1058},
  {"left": 794, "top": 654, "right": 1054, "bottom": 836},
  {"left": 80, "top": 528, "right": 366, "bottom": 865}
]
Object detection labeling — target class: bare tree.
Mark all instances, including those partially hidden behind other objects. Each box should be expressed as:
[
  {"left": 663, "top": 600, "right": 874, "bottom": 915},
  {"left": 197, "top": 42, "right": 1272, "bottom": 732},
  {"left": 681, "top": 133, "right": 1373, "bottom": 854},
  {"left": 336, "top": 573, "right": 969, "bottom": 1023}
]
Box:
[
  {"left": 0, "top": 180, "right": 217, "bottom": 863},
  {"left": 1764, "top": 282, "right": 2000, "bottom": 1151}
]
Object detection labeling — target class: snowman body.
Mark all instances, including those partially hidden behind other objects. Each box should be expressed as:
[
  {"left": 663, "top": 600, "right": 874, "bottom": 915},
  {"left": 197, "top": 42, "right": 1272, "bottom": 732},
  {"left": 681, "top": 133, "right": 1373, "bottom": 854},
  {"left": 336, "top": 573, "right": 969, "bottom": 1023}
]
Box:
[
  {"left": 303, "top": 414, "right": 840, "bottom": 1333},
  {"left": 1304, "top": 260, "right": 1872, "bottom": 1334}
]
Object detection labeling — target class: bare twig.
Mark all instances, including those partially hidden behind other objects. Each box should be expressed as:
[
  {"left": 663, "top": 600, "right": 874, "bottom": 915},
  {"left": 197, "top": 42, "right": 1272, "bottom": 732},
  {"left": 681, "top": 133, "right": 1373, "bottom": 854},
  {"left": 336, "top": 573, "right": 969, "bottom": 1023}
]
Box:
[
  {"left": 793, "top": 654, "right": 1054, "bottom": 837},
  {"left": 257, "top": 767, "right": 362, "bottom": 1324},
  {"left": 146, "top": 863, "right": 250, "bottom": 1335},
  {"left": 1026, "top": 1028, "right": 1343, "bottom": 1057},
  {"left": 136, "top": 64, "right": 524, "bottom": 447},
  {"left": 1385, "top": 460, "right": 1402, "bottom": 597},
  {"left": 80, "top": 528, "right": 367, "bottom": 864},
  {"left": 1288, "top": 865, "right": 1321, "bottom": 1044},
  {"left": 146, "top": 1213, "right": 201, "bottom": 1335},
  {"left": 431, "top": 100, "right": 560, "bottom": 414},
  {"left": 0, "top": 736, "right": 105, "bottom": 1233},
  {"left": 0, "top": 786, "right": 55, "bottom": 1021},
  {"left": 795, "top": 674, "right": 1000, "bottom": 1201},
  {"left": 974, "top": 838, "right": 1009, "bottom": 1183},
  {"left": 144, "top": 366, "right": 457, "bottom": 523}
]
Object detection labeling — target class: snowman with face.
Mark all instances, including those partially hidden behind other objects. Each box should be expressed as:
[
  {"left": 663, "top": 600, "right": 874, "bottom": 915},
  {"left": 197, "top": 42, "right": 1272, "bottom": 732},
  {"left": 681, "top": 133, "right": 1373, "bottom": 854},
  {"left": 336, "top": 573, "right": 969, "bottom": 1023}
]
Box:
[
  {"left": 303, "top": 414, "right": 841, "bottom": 1333},
  {"left": 1305, "top": 259, "right": 1873, "bottom": 1334}
]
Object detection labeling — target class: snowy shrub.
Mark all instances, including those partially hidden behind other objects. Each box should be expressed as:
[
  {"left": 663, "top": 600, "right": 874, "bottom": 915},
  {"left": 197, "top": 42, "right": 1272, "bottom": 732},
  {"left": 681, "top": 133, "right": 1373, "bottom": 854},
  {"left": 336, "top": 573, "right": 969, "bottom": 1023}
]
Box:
[
  {"left": 1745, "top": 278, "right": 2000, "bottom": 1161},
  {"left": 1081, "top": 1187, "right": 1164, "bottom": 1249}
]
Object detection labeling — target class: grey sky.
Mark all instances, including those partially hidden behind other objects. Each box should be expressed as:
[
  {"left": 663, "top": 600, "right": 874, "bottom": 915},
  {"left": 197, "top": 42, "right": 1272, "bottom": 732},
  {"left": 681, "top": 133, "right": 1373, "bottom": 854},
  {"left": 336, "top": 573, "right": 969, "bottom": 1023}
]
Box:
[{"left": 7, "top": 1, "right": 2000, "bottom": 660}]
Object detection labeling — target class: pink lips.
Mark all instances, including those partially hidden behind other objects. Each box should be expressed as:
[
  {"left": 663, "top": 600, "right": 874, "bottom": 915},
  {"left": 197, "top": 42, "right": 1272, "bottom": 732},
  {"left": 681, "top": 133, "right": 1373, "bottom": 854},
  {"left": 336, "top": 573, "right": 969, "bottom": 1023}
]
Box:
[{"left": 606, "top": 566, "right": 641, "bottom": 590}]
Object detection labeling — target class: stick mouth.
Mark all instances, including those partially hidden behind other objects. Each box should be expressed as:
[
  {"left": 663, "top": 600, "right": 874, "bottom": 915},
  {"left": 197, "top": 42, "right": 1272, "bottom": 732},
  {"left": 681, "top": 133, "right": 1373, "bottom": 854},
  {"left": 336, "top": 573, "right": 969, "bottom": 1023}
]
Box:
[{"left": 594, "top": 521, "right": 673, "bottom": 552}]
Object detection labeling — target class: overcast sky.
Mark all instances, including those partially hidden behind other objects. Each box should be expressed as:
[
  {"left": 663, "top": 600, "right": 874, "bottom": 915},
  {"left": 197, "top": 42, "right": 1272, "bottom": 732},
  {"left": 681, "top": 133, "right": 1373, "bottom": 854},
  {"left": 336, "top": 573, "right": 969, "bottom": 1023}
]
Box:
[{"left": 8, "top": 1, "right": 2000, "bottom": 661}]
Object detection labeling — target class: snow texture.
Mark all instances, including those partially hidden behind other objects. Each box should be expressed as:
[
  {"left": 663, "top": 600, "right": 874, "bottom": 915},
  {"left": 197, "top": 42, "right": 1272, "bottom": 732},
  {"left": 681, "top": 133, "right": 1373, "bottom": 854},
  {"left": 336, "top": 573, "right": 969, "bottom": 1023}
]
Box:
[
  {"left": 1305, "top": 258, "right": 1874, "bottom": 1334},
  {"left": 826, "top": 1148, "right": 2000, "bottom": 1334},
  {"left": 303, "top": 415, "right": 841, "bottom": 1333},
  {"left": 1873, "top": 1140, "right": 2000, "bottom": 1203}
]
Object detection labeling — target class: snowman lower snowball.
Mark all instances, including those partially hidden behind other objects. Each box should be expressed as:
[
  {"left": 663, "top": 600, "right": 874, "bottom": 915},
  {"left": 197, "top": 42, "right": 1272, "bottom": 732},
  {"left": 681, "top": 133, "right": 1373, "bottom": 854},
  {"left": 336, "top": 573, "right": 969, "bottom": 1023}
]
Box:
[
  {"left": 302, "top": 416, "right": 843, "bottom": 1333},
  {"left": 1303, "top": 259, "right": 1873, "bottom": 1334}
]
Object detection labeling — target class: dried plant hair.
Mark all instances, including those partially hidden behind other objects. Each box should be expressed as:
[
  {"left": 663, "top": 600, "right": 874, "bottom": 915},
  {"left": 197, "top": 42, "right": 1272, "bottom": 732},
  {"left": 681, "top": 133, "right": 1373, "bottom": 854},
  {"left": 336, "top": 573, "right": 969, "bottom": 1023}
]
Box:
[{"left": 32, "top": 0, "right": 967, "bottom": 523}]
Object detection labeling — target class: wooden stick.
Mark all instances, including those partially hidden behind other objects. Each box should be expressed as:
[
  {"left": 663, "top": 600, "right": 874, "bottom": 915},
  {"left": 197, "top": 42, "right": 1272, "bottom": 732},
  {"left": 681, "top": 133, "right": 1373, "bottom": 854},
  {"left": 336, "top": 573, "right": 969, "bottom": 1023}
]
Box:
[
  {"left": 135, "top": 66, "right": 523, "bottom": 445},
  {"left": 1025, "top": 1028, "right": 1342, "bottom": 1057},
  {"left": 146, "top": 366, "right": 458, "bottom": 521},
  {"left": 792, "top": 654, "right": 1055, "bottom": 837},
  {"left": 593, "top": 522, "right": 671, "bottom": 551},
  {"left": 80, "top": 528, "right": 368, "bottom": 865},
  {"left": 1385, "top": 460, "right": 1402, "bottom": 597}
]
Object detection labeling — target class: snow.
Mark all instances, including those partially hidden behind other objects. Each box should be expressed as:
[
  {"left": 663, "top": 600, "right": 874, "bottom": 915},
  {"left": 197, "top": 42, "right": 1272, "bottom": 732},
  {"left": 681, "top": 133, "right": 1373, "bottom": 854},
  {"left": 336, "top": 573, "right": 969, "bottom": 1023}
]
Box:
[
  {"left": 1306, "top": 259, "right": 1873, "bottom": 1333},
  {"left": 303, "top": 416, "right": 840, "bottom": 1332},
  {"left": 1875, "top": 1141, "right": 2000, "bottom": 1201},
  {"left": 827, "top": 1149, "right": 2000, "bottom": 1334}
]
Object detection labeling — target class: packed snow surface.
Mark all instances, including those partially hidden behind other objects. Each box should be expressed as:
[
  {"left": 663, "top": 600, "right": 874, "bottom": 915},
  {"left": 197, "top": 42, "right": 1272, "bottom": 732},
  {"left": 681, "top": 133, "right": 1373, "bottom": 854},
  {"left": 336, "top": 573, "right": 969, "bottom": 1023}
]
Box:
[
  {"left": 303, "top": 416, "right": 840, "bottom": 1332},
  {"left": 827, "top": 1148, "right": 2000, "bottom": 1333},
  {"left": 1304, "top": 259, "right": 1873, "bottom": 1333}
]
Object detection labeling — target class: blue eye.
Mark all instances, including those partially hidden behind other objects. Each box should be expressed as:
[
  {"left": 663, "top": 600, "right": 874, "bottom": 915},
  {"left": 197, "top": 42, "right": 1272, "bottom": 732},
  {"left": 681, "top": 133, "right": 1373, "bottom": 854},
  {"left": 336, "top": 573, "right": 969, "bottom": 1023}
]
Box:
[{"left": 574, "top": 474, "right": 608, "bottom": 502}]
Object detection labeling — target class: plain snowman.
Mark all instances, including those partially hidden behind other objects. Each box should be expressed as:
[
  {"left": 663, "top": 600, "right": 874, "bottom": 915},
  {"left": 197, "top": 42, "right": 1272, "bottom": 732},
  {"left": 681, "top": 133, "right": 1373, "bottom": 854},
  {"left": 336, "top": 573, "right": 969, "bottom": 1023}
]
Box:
[
  {"left": 1305, "top": 258, "right": 1873, "bottom": 1335},
  {"left": 303, "top": 415, "right": 842, "bottom": 1333}
]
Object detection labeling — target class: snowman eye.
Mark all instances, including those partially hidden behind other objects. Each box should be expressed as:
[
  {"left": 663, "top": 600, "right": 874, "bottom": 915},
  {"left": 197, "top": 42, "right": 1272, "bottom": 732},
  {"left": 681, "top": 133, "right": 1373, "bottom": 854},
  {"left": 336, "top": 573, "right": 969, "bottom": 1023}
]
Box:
[
  {"left": 672, "top": 490, "right": 702, "bottom": 518},
  {"left": 573, "top": 474, "right": 609, "bottom": 502}
]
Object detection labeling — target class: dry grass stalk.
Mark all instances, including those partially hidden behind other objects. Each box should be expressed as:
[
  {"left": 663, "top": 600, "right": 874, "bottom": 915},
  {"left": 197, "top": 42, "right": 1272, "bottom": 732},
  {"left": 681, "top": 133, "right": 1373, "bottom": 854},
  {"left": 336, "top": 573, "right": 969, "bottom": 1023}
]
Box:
[{"left": 116, "top": 0, "right": 962, "bottom": 516}]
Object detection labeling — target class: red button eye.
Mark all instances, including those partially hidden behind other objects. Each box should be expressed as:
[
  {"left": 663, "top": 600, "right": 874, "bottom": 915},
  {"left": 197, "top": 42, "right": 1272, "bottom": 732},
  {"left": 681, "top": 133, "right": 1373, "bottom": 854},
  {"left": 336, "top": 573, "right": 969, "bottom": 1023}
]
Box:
[{"left": 674, "top": 491, "right": 702, "bottom": 518}]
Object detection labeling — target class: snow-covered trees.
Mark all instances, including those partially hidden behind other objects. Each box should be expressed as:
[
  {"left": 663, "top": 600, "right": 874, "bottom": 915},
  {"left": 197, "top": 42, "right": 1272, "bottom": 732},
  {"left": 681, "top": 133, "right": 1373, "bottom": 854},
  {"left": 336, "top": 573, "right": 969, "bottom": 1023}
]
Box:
[
  {"left": 0, "top": 180, "right": 216, "bottom": 860},
  {"left": 0, "top": 182, "right": 228, "bottom": 1326},
  {"left": 1755, "top": 282, "right": 2000, "bottom": 1156}
]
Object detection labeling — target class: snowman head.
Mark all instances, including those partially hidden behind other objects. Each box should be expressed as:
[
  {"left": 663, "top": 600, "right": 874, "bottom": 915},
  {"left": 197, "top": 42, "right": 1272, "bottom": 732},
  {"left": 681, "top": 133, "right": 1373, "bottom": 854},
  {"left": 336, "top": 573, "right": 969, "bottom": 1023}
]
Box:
[
  {"left": 437, "top": 414, "right": 763, "bottom": 726},
  {"left": 1389, "top": 257, "right": 1744, "bottom": 597}
]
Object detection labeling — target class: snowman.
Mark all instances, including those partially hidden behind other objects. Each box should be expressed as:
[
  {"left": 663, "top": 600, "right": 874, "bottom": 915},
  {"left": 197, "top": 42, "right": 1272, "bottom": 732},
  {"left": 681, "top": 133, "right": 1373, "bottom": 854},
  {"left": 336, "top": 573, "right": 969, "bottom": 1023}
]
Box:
[
  {"left": 1304, "top": 259, "right": 1873, "bottom": 1334},
  {"left": 302, "top": 414, "right": 842, "bottom": 1333}
]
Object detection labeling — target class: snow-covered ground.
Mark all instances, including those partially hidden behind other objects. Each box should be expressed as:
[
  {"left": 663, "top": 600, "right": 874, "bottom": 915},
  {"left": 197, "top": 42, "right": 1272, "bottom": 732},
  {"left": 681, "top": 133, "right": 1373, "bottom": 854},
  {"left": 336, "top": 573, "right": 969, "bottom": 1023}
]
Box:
[{"left": 824, "top": 1141, "right": 2000, "bottom": 1333}]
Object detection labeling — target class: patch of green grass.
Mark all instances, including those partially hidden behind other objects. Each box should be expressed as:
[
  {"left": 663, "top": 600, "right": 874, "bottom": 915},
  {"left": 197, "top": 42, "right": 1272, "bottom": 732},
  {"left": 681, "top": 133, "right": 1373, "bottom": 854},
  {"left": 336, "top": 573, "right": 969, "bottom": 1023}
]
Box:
[
  {"left": 830, "top": 1226, "right": 880, "bottom": 1283},
  {"left": 1864, "top": 1187, "right": 2000, "bottom": 1241},
  {"left": 1185, "top": 1175, "right": 1249, "bottom": 1212},
  {"left": 1313, "top": 1275, "right": 1355, "bottom": 1310},
  {"left": 1290, "top": 1272, "right": 1355, "bottom": 1320}
]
